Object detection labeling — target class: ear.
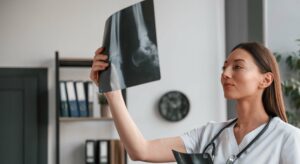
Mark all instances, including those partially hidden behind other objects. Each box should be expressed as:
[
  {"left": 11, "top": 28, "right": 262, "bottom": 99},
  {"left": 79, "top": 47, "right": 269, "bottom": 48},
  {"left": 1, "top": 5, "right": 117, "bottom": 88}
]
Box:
[{"left": 259, "top": 72, "right": 274, "bottom": 89}]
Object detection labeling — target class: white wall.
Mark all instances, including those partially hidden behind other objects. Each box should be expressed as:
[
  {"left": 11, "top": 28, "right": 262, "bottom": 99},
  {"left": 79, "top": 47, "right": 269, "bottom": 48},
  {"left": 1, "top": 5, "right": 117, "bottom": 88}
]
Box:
[
  {"left": 0, "top": 0, "right": 226, "bottom": 164},
  {"left": 264, "top": 0, "right": 300, "bottom": 52},
  {"left": 264, "top": 0, "right": 300, "bottom": 81}
]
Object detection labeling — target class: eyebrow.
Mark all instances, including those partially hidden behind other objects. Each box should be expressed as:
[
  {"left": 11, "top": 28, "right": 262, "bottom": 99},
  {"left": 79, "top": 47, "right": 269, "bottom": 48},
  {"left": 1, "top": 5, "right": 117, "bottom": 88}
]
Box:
[{"left": 224, "top": 59, "right": 246, "bottom": 64}]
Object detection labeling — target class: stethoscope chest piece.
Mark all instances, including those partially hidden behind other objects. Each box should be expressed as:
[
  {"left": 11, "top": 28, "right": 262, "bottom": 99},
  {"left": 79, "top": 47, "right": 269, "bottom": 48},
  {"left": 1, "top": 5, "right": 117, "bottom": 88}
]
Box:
[{"left": 226, "top": 154, "right": 237, "bottom": 164}]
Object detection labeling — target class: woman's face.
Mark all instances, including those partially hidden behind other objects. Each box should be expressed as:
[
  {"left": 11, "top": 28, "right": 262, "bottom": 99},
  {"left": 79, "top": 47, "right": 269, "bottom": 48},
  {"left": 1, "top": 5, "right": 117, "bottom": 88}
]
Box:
[{"left": 221, "top": 48, "right": 265, "bottom": 100}]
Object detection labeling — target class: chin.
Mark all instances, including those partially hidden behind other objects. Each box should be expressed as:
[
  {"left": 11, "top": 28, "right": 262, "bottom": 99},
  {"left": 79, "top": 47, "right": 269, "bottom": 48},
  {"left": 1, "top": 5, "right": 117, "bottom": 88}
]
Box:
[{"left": 224, "top": 93, "right": 238, "bottom": 100}]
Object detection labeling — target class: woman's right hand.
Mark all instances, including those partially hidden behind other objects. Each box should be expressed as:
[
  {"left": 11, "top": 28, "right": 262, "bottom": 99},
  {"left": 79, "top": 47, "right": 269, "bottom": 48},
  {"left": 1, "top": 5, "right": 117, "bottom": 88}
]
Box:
[{"left": 90, "top": 47, "right": 109, "bottom": 86}]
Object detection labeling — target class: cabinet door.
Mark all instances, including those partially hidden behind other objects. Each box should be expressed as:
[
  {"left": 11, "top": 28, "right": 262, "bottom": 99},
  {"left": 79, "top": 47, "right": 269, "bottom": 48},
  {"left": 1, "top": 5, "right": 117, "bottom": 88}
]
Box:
[{"left": 0, "top": 68, "right": 48, "bottom": 164}]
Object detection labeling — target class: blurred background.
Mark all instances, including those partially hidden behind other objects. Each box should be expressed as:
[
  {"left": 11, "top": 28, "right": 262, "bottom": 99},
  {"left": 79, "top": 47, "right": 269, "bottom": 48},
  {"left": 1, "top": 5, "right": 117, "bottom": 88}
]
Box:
[{"left": 0, "top": 0, "right": 299, "bottom": 164}]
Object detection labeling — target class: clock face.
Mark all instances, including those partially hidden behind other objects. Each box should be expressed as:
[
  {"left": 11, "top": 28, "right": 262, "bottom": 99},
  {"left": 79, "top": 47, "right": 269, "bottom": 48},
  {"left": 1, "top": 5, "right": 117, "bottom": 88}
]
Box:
[{"left": 158, "top": 91, "right": 190, "bottom": 122}]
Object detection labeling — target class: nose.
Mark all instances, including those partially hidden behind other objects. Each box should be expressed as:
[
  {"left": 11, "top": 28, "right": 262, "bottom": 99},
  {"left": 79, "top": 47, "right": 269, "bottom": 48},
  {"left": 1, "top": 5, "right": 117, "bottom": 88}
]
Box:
[{"left": 221, "top": 67, "right": 231, "bottom": 79}]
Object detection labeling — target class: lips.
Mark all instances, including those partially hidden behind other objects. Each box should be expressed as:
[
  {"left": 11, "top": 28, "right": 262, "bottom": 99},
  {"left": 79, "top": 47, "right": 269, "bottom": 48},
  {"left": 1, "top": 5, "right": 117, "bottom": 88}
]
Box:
[{"left": 223, "top": 82, "right": 235, "bottom": 88}]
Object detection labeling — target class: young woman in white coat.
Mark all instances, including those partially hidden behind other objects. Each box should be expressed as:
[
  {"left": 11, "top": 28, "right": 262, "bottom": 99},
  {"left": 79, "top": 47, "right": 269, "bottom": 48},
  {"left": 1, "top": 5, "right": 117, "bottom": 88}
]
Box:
[{"left": 90, "top": 42, "right": 300, "bottom": 163}]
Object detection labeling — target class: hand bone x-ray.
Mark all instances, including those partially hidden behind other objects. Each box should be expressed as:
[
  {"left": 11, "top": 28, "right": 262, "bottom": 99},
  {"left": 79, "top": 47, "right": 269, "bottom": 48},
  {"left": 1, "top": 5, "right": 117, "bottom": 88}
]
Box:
[{"left": 99, "top": 0, "right": 160, "bottom": 93}]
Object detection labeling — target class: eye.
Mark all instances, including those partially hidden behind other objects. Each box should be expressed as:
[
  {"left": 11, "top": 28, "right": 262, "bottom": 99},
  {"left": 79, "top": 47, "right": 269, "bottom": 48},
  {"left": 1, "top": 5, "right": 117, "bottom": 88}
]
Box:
[
  {"left": 233, "top": 65, "right": 242, "bottom": 70},
  {"left": 222, "top": 66, "right": 226, "bottom": 71}
]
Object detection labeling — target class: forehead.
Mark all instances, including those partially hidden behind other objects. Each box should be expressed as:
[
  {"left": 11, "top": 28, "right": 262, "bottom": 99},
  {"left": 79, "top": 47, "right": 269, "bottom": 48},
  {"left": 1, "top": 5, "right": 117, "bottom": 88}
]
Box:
[{"left": 224, "top": 48, "right": 255, "bottom": 64}]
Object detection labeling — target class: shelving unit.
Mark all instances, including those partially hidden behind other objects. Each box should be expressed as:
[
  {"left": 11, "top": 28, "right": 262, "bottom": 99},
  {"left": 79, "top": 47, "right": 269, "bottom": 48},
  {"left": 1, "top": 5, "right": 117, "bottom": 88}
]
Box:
[{"left": 55, "top": 51, "right": 127, "bottom": 164}]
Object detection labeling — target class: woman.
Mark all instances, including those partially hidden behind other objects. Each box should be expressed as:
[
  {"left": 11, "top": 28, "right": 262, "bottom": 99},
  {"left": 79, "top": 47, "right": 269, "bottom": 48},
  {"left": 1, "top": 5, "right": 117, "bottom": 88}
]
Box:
[{"left": 90, "top": 42, "right": 300, "bottom": 163}]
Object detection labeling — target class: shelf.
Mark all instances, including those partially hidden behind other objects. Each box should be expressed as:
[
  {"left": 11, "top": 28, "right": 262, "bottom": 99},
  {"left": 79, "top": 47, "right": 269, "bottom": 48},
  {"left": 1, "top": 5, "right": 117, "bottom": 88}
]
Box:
[
  {"left": 59, "top": 117, "right": 113, "bottom": 122},
  {"left": 58, "top": 58, "right": 92, "bottom": 67},
  {"left": 55, "top": 51, "right": 127, "bottom": 164}
]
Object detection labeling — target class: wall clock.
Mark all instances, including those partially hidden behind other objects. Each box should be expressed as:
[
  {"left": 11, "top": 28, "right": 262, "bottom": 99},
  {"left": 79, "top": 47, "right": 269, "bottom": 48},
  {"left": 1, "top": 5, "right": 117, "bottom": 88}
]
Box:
[{"left": 158, "top": 91, "right": 190, "bottom": 122}]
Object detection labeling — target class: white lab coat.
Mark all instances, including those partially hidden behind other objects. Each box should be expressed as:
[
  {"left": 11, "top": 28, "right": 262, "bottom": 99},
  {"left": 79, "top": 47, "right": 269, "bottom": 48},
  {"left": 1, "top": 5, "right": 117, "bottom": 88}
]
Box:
[{"left": 181, "top": 117, "right": 300, "bottom": 164}]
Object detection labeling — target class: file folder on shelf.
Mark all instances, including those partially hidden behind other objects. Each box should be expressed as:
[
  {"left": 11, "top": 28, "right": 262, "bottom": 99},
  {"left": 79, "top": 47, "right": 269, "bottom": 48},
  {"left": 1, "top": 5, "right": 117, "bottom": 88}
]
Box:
[
  {"left": 66, "top": 81, "right": 80, "bottom": 117},
  {"left": 59, "top": 81, "right": 69, "bottom": 117},
  {"left": 98, "top": 140, "right": 109, "bottom": 164},
  {"left": 84, "top": 81, "right": 94, "bottom": 116},
  {"left": 86, "top": 140, "right": 97, "bottom": 164},
  {"left": 75, "top": 81, "right": 88, "bottom": 117}
]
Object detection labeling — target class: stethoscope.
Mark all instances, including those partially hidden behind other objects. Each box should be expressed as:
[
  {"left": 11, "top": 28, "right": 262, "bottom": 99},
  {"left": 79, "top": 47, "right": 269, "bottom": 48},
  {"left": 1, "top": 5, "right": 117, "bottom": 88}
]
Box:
[{"left": 202, "top": 117, "right": 272, "bottom": 164}]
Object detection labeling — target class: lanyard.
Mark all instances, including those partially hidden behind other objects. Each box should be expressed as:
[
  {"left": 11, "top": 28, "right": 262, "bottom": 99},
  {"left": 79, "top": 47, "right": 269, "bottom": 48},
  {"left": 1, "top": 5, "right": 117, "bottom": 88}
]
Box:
[{"left": 202, "top": 117, "right": 272, "bottom": 164}]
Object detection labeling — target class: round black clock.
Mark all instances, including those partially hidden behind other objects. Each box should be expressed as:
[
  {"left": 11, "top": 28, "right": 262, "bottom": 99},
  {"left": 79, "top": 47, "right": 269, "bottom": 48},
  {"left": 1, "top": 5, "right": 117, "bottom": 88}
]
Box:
[{"left": 158, "top": 91, "right": 190, "bottom": 122}]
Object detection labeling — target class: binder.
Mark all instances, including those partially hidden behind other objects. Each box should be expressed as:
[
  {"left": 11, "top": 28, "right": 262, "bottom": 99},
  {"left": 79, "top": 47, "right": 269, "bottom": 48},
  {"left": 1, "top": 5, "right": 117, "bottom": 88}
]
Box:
[
  {"left": 75, "top": 81, "right": 88, "bottom": 117},
  {"left": 59, "top": 81, "right": 69, "bottom": 117},
  {"left": 66, "top": 81, "right": 80, "bottom": 117},
  {"left": 86, "top": 140, "right": 97, "bottom": 164},
  {"left": 84, "top": 81, "right": 94, "bottom": 117},
  {"left": 97, "top": 140, "right": 110, "bottom": 164}
]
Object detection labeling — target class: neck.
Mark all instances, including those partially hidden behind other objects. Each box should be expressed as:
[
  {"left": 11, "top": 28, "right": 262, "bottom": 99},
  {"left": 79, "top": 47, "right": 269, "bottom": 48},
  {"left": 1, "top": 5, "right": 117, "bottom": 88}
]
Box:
[{"left": 235, "top": 98, "right": 269, "bottom": 130}]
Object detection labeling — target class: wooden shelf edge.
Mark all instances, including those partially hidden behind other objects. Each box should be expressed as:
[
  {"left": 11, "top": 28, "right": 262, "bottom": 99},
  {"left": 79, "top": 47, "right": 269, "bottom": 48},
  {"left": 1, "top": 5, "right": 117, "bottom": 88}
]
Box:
[
  {"left": 59, "top": 58, "right": 93, "bottom": 67},
  {"left": 59, "top": 117, "right": 113, "bottom": 122}
]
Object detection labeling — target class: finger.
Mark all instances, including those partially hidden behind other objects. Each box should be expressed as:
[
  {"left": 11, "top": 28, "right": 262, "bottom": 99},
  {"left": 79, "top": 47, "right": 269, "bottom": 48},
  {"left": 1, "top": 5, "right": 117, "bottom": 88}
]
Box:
[
  {"left": 95, "top": 47, "right": 105, "bottom": 55},
  {"left": 92, "top": 65, "right": 108, "bottom": 72},
  {"left": 90, "top": 65, "right": 107, "bottom": 87},
  {"left": 90, "top": 62, "right": 109, "bottom": 81},
  {"left": 89, "top": 71, "right": 98, "bottom": 83},
  {"left": 94, "top": 54, "right": 108, "bottom": 61},
  {"left": 93, "top": 61, "right": 109, "bottom": 67}
]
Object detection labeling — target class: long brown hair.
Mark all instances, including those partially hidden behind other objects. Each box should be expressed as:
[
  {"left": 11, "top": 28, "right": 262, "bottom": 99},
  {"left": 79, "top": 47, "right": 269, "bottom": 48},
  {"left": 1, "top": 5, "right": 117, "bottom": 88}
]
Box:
[{"left": 232, "top": 42, "right": 288, "bottom": 122}]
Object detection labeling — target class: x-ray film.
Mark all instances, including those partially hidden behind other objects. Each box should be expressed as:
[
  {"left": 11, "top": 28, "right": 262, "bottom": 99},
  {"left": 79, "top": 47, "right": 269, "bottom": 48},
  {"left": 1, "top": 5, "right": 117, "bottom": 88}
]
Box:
[
  {"left": 172, "top": 150, "right": 213, "bottom": 164},
  {"left": 99, "top": 0, "right": 160, "bottom": 93}
]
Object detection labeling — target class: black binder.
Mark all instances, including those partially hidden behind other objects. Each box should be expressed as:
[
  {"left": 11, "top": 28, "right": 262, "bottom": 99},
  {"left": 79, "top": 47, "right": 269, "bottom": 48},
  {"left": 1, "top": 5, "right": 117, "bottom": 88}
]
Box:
[
  {"left": 96, "top": 140, "right": 110, "bottom": 164},
  {"left": 84, "top": 81, "right": 94, "bottom": 117}
]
